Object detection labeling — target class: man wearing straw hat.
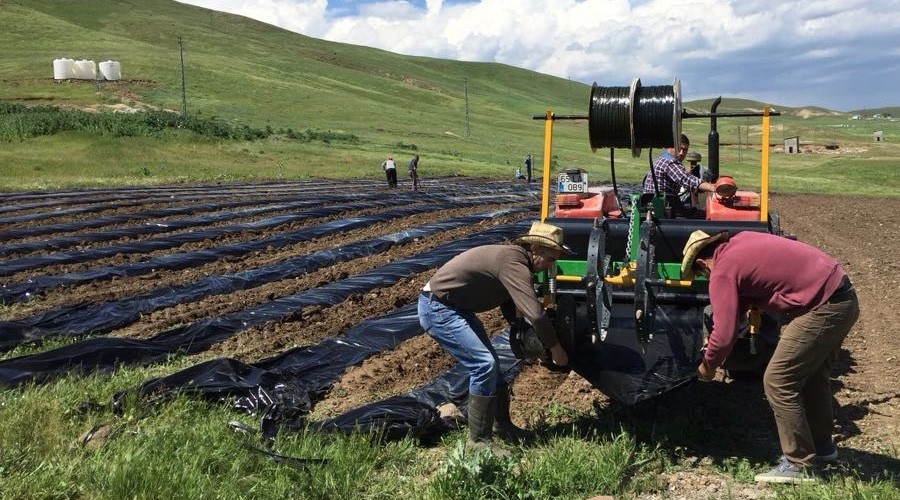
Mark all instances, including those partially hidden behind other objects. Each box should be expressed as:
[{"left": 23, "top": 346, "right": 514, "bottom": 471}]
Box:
[
  {"left": 681, "top": 230, "right": 859, "bottom": 483},
  {"left": 418, "top": 221, "right": 572, "bottom": 453}
]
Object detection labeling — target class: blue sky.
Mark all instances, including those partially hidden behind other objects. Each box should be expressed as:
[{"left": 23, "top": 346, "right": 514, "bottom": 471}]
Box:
[{"left": 176, "top": 0, "right": 900, "bottom": 111}]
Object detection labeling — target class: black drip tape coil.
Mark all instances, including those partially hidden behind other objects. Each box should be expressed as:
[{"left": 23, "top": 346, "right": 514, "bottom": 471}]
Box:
[{"left": 588, "top": 77, "right": 682, "bottom": 157}]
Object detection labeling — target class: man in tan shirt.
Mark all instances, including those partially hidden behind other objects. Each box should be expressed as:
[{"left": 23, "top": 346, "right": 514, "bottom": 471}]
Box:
[{"left": 418, "top": 221, "right": 571, "bottom": 452}]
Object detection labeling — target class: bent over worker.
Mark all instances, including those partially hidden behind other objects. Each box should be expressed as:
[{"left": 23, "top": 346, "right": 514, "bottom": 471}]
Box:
[
  {"left": 418, "top": 221, "right": 571, "bottom": 452},
  {"left": 381, "top": 156, "right": 398, "bottom": 188},
  {"left": 682, "top": 230, "right": 859, "bottom": 484}
]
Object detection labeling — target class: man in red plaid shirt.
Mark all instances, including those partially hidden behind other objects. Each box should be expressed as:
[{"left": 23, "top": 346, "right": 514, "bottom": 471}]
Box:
[{"left": 642, "top": 134, "right": 715, "bottom": 197}]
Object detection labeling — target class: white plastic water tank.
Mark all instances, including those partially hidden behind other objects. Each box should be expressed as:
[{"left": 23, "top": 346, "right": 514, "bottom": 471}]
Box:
[
  {"left": 99, "top": 60, "right": 122, "bottom": 81},
  {"left": 53, "top": 58, "right": 76, "bottom": 79},
  {"left": 73, "top": 59, "right": 97, "bottom": 80}
]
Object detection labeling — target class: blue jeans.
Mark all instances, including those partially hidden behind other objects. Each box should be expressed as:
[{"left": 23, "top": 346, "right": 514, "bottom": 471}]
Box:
[{"left": 418, "top": 293, "right": 500, "bottom": 396}]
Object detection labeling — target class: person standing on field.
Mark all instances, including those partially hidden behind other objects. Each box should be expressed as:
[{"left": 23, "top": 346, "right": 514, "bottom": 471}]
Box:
[
  {"left": 408, "top": 155, "right": 420, "bottom": 191},
  {"left": 524, "top": 154, "right": 533, "bottom": 183},
  {"left": 418, "top": 221, "right": 571, "bottom": 454},
  {"left": 381, "top": 156, "right": 398, "bottom": 188},
  {"left": 682, "top": 230, "right": 859, "bottom": 484}
]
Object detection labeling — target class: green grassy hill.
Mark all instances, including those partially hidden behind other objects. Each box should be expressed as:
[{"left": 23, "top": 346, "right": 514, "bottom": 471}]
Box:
[
  {"left": 849, "top": 106, "right": 900, "bottom": 117},
  {"left": 1, "top": 0, "right": 898, "bottom": 195}
]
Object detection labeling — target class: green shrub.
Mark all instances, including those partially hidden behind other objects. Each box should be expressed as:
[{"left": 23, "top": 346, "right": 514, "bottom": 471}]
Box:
[
  {"left": 427, "top": 442, "right": 521, "bottom": 499},
  {"left": 0, "top": 103, "right": 360, "bottom": 144}
]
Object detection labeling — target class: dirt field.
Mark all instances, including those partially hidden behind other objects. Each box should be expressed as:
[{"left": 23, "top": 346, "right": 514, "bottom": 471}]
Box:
[{"left": 1, "top": 179, "right": 898, "bottom": 497}]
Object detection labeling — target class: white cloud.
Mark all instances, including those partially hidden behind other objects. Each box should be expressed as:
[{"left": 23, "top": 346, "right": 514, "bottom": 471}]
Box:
[{"left": 176, "top": 0, "right": 900, "bottom": 110}]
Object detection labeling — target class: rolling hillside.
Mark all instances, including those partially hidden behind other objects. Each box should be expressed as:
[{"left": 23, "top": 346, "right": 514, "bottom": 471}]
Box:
[
  {"left": 1, "top": 0, "right": 897, "bottom": 192},
  {"left": 1, "top": 0, "right": 585, "bottom": 144}
]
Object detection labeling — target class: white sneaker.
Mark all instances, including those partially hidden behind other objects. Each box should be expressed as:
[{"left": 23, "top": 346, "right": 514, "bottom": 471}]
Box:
[{"left": 754, "top": 458, "right": 817, "bottom": 484}]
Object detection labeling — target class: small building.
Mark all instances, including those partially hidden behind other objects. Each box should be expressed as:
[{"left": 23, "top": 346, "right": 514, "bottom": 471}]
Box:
[
  {"left": 783, "top": 136, "right": 800, "bottom": 154},
  {"left": 874, "top": 131, "right": 884, "bottom": 142}
]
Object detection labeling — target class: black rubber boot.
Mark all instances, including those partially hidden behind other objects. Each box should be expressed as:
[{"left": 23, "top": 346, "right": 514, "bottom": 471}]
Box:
[
  {"left": 466, "top": 394, "right": 510, "bottom": 456},
  {"left": 493, "top": 383, "right": 535, "bottom": 444}
]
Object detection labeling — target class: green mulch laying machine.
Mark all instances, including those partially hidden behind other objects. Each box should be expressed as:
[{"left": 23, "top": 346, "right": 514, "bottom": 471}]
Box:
[{"left": 516, "top": 79, "right": 784, "bottom": 404}]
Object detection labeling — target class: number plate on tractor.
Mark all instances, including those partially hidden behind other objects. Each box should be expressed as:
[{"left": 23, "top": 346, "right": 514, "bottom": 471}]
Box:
[{"left": 557, "top": 171, "right": 588, "bottom": 194}]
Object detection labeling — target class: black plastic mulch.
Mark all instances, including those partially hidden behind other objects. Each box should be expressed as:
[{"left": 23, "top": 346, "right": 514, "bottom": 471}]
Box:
[
  {"left": 0, "top": 207, "right": 531, "bottom": 349},
  {"left": 0, "top": 220, "right": 531, "bottom": 388}
]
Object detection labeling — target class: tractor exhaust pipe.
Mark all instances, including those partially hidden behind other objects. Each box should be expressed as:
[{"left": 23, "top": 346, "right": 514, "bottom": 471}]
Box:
[{"left": 708, "top": 96, "right": 721, "bottom": 182}]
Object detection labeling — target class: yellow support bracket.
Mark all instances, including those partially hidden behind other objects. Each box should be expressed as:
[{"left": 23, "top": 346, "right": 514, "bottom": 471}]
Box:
[
  {"left": 604, "top": 262, "right": 637, "bottom": 286},
  {"left": 760, "top": 106, "right": 770, "bottom": 222},
  {"left": 540, "top": 110, "right": 554, "bottom": 222}
]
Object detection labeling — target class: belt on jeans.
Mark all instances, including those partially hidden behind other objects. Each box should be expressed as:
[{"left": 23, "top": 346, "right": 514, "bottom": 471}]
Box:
[
  {"left": 827, "top": 276, "right": 854, "bottom": 302},
  {"left": 422, "top": 291, "right": 458, "bottom": 309}
]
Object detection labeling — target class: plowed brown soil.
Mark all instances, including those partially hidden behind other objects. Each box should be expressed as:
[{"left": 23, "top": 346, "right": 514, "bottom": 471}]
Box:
[{"left": 2, "top": 182, "right": 897, "bottom": 498}]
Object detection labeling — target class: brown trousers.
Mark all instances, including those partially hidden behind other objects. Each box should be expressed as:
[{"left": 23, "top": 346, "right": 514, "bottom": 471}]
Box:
[{"left": 763, "top": 288, "right": 859, "bottom": 465}]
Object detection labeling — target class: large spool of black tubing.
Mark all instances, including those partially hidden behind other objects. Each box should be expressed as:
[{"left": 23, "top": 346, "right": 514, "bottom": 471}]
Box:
[
  {"left": 632, "top": 78, "right": 682, "bottom": 151},
  {"left": 588, "top": 77, "right": 682, "bottom": 157},
  {"left": 588, "top": 83, "right": 632, "bottom": 151}
]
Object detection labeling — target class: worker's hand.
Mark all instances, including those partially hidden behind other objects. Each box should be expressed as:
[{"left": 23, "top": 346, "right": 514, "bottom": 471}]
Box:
[
  {"left": 548, "top": 342, "right": 569, "bottom": 367},
  {"left": 696, "top": 359, "right": 716, "bottom": 382}
]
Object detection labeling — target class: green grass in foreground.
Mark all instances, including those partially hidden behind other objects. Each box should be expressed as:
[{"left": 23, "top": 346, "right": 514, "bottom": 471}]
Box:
[{"left": 1, "top": 362, "right": 897, "bottom": 499}]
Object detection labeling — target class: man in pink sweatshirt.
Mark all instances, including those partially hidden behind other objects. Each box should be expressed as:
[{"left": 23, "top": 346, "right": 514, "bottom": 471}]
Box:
[{"left": 681, "top": 230, "right": 859, "bottom": 484}]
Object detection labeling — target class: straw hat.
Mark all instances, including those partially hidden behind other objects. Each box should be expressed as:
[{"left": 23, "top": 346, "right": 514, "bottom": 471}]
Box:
[
  {"left": 515, "top": 221, "right": 574, "bottom": 255},
  {"left": 685, "top": 151, "right": 701, "bottom": 163},
  {"left": 680, "top": 230, "right": 729, "bottom": 280}
]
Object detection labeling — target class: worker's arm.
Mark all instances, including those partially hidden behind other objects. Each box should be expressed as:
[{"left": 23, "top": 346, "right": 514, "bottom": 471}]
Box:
[
  {"left": 548, "top": 342, "right": 568, "bottom": 367},
  {"left": 697, "top": 358, "right": 716, "bottom": 381},
  {"left": 701, "top": 276, "right": 742, "bottom": 373},
  {"left": 527, "top": 314, "right": 568, "bottom": 366},
  {"left": 499, "top": 260, "right": 568, "bottom": 366},
  {"left": 526, "top": 313, "right": 568, "bottom": 366}
]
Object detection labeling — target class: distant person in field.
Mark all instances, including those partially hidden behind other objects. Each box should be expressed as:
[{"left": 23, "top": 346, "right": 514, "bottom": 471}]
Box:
[
  {"left": 418, "top": 221, "right": 572, "bottom": 454},
  {"left": 514, "top": 167, "right": 526, "bottom": 180},
  {"left": 408, "top": 155, "right": 420, "bottom": 191},
  {"left": 643, "top": 134, "right": 715, "bottom": 215},
  {"left": 524, "top": 154, "right": 534, "bottom": 183},
  {"left": 381, "top": 156, "right": 398, "bottom": 188},
  {"left": 683, "top": 230, "right": 859, "bottom": 484}
]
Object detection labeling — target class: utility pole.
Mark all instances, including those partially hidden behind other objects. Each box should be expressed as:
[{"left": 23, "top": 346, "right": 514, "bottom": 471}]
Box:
[
  {"left": 464, "top": 77, "right": 469, "bottom": 139},
  {"left": 178, "top": 36, "right": 187, "bottom": 115}
]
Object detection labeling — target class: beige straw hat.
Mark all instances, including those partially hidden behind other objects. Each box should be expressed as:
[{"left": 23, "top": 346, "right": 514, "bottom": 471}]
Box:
[
  {"left": 515, "top": 221, "right": 574, "bottom": 255},
  {"left": 680, "top": 230, "right": 729, "bottom": 280}
]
